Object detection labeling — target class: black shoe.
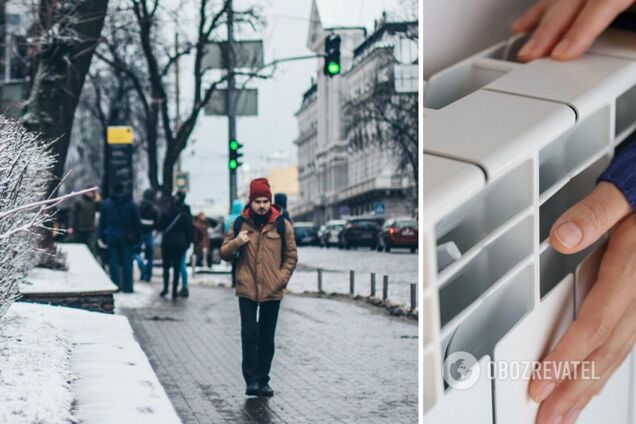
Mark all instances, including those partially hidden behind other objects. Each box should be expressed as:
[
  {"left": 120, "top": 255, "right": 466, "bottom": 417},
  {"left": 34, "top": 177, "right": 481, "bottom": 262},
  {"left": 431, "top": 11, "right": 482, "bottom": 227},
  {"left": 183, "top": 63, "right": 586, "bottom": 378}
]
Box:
[
  {"left": 258, "top": 383, "right": 274, "bottom": 397},
  {"left": 179, "top": 288, "right": 189, "bottom": 298},
  {"left": 159, "top": 289, "right": 168, "bottom": 297},
  {"left": 172, "top": 288, "right": 178, "bottom": 300},
  {"left": 245, "top": 383, "right": 259, "bottom": 396}
]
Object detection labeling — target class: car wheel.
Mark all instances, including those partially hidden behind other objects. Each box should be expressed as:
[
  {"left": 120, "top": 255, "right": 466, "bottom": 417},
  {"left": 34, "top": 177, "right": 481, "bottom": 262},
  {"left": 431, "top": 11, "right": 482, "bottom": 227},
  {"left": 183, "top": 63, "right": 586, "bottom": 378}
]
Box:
[{"left": 410, "top": 247, "right": 416, "bottom": 253}]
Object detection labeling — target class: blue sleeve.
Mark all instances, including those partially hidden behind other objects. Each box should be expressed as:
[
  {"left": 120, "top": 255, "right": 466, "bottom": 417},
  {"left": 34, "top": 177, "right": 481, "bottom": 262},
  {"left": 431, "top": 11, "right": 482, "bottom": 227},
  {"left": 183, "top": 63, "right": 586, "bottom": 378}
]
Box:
[{"left": 598, "top": 140, "right": 636, "bottom": 212}]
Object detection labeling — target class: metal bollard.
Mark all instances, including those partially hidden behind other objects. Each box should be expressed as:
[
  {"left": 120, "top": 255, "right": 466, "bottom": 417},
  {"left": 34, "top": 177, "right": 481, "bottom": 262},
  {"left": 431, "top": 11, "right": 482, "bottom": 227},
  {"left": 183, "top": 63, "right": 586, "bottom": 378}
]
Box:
[
  {"left": 318, "top": 268, "right": 323, "bottom": 293},
  {"left": 383, "top": 275, "right": 388, "bottom": 301},
  {"left": 410, "top": 283, "right": 417, "bottom": 311},
  {"left": 370, "top": 272, "right": 376, "bottom": 297},
  {"left": 349, "top": 270, "right": 355, "bottom": 295}
]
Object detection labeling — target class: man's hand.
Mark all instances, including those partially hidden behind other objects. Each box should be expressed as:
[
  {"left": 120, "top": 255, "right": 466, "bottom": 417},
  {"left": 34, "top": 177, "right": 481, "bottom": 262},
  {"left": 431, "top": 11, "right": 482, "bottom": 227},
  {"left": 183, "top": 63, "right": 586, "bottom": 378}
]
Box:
[
  {"left": 531, "top": 182, "right": 636, "bottom": 423},
  {"left": 236, "top": 230, "right": 250, "bottom": 246},
  {"left": 67, "top": 227, "right": 74, "bottom": 236},
  {"left": 513, "top": 0, "right": 635, "bottom": 62}
]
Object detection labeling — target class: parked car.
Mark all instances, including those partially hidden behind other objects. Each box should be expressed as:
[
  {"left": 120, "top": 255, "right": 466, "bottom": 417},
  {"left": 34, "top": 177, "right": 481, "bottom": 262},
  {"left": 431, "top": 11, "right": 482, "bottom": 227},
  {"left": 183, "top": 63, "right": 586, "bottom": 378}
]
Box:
[
  {"left": 293, "top": 222, "right": 320, "bottom": 246},
  {"left": 377, "top": 217, "right": 418, "bottom": 253},
  {"left": 206, "top": 216, "right": 225, "bottom": 265},
  {"left": 320, "top": 219, "right": 346, "bottom": 247},
  {"left": 338, "top": 216, "right": 384, "bottom": 250}
]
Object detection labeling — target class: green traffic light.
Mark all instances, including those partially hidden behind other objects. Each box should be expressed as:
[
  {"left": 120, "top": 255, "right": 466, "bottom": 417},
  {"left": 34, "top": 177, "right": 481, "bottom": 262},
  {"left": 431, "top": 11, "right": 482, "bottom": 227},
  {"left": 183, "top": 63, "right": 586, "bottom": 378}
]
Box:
[
  {"left": 230, "top": 139, "right": 239, "bottom": 150},
  {"left": 229, "top": 159, "right": 238, "bottom": 170},
  {"left": 327, "top": 62, "right": 340, "bottom": 75}
]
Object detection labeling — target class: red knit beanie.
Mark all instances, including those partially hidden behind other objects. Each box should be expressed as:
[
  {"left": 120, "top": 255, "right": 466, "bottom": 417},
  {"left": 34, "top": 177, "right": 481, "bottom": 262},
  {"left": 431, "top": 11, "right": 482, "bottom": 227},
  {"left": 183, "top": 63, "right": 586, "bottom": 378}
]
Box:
[{"left": 249, "top": 178, "right": 272, "bottom": 203}]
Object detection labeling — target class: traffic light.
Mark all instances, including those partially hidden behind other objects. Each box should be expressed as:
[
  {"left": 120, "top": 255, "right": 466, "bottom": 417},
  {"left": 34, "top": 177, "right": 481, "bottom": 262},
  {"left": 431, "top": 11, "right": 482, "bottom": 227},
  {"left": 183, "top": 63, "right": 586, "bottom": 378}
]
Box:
[
  {"left": 324, "top": 34, "right": 341, "bottom": 77},
  {"left": 229, "top": 138, "right": 243, "bottom": 170}
]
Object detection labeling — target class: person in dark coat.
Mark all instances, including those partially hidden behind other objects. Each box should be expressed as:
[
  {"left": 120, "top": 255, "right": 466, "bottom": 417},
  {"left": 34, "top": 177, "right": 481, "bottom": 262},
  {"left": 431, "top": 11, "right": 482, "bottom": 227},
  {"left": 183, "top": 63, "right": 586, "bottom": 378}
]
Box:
[
  {"left": 273, "top": 193, "right": 292, "bottom": 223},
  {"left": 137, "top": 188, "right": 159, "bottom": 281},
  {"left": 68, "top": 187, "right": 100, "bottom": 254},
  {"left": 176, "top": 191, "right": 193, "bottom": 297},
  {"left": 158, "top": 194, "right": 193, "bottom": 299},
  {"left": 98, "top": 183, "right": 142, "bottom": 293}
]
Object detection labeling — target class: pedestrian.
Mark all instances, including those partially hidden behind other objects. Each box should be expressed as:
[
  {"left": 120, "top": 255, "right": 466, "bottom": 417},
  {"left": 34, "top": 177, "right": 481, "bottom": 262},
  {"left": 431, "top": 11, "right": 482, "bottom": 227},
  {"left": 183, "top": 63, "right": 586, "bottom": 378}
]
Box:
[
  {"left": 98, "top": 183, "right": 142, "bottom": 293},
  {"left": 137, "top": 188, "right": 159, "bottom": 281},
  {"left": 274, "top": 193, "right": 292, "bottom": 223},
  {"left": 158, "top": 193, "right": 193, "bottom": 299},
  {"left": 220, "top": 178, "right": 298, "bottom": 397},
  {"left": 193, "top": 212, "right": 210, "bottom": 267},
  {"left": 226, "top": 199, "right": 244, "bottom": 232},
  {"left": 68, "top": 186, "right": 100, "bottom": 255},
  {"left": 175, "top": 191, "right": 193, "bottom": 297}
]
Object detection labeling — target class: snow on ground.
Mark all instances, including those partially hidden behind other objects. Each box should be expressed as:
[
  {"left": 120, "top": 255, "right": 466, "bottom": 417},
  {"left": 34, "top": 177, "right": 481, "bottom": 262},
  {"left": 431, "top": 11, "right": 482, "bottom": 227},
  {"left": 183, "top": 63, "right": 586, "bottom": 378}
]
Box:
[
  {"left": 0, "top": 304, "right": 77, "bottom": 424},
  {"left": 0, "top": 302, "right": 181, "bottom": 424},
  {"left": 114, "top": 280, "right": 161, "bottom": 312},
  {"left": 20, "top": 244, "right": 117, "bottom": 295}
]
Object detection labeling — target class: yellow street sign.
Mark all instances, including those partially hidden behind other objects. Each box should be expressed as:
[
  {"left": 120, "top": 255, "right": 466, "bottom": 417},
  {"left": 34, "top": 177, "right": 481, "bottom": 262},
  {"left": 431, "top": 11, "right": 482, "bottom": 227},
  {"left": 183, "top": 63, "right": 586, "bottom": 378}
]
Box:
[{"left": 107, "top": 126, "right": 134, "bottom": 144}]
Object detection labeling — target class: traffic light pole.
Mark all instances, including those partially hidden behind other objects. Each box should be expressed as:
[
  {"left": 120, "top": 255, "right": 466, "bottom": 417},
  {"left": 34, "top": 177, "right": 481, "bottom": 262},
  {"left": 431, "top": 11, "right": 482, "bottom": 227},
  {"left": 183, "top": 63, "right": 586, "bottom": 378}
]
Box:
[{"left": 226, "top": 0, "right": 238, "bottom": 211}]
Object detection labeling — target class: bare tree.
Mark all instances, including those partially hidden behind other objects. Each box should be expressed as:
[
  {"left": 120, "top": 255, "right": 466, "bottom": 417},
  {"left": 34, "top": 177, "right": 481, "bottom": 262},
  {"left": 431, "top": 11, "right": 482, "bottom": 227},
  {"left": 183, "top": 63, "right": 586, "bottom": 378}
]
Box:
[
  {"left": 96, "top": 0, "right": 264, "bottom": 199},
  {"left": 20, "top": 0, "right": 109, "bottom": 194},
  {"left": 343, "top": 47, "right": 418, "bottom": 206}
]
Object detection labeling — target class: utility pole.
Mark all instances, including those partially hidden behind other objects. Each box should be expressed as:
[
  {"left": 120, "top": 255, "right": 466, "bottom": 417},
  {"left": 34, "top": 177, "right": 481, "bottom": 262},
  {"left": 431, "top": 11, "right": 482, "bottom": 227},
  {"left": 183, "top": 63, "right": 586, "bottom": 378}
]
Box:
[{"left": 226, "top": 0, "right": 237, "bottom": 211}]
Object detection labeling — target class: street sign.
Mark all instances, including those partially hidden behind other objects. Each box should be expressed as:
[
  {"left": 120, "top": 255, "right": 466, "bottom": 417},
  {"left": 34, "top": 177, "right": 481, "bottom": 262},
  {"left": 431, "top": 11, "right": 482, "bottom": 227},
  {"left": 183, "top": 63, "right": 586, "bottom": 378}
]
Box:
[
  {"left": 373, "top": 202, "right": 385, "bottom": 215},
  {"left": 204, "top": 89, "right": 258, "bottom": 116},
  {"left": 106, "top": 142, "right": 133, "bottom": 197},
  {"left": 340, "top": 206, "right": 351, "bottom": 217},
  {"left": 107, "top": 126, "right": 134, "bottom": 144},
  {"left": 202, "top": 40, "right": 264, "bottom": 69},
  {"left": 175, "top": 172, "right": 189, "bottom": 192}
]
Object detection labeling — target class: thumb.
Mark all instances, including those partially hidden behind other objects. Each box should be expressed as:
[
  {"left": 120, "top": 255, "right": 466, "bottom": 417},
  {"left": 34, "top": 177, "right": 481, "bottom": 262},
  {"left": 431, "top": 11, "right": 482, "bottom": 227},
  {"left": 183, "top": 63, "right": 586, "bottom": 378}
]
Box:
[{"left": 550, "top": 182, "right": 631, "bottom": 253}]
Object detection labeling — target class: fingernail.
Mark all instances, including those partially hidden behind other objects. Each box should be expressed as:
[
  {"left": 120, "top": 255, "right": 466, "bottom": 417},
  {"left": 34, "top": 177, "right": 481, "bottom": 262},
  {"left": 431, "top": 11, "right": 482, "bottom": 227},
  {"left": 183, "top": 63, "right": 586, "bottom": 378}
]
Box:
[
  {"left": 519, "top": 39, "right": 537, "bottom": 57},
  {"left": 533, "top": 382, "right": 556, "bottom": 402},
  {"left": 552, "top": 39, "right": 570, "bottom": 57},
  {"left": 564, "top": 408, "right": 581, "bottom": 423},
  {"left": 552, "top": 415, "right": 563, "bottom": 424},
  {"left": 554, "top": 222, "right": 583, "bottom": 248}
]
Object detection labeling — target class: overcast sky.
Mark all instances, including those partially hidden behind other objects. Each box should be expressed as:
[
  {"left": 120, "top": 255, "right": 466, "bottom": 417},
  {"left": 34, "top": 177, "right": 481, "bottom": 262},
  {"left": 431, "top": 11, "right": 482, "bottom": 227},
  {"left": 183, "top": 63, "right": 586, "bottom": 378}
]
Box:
[{"left": 180, "top": 0, "right": 404, "bottom": 213}]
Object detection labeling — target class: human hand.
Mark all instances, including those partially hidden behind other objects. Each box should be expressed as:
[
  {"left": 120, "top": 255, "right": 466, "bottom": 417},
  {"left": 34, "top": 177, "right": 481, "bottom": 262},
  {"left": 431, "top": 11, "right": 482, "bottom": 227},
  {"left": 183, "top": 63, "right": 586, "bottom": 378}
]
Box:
[
  {"left": 512, "top": 0, "right": 635, "bottom": 62},
  {"left": 530, "top": 182, "right": 636, "bottom": 423},
  {"left": 236, "top": 230, "right": 250, "bottom": 246},
  {"left": 67, "top": 227, "right": 74, "bottom": 235}
]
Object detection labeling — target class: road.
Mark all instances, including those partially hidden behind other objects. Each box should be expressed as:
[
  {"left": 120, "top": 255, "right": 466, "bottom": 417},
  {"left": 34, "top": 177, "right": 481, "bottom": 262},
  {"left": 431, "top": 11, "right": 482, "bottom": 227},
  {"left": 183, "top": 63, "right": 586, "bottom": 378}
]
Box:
[{"left": 118, "top": 284, "right": 418, "bottom": 423}]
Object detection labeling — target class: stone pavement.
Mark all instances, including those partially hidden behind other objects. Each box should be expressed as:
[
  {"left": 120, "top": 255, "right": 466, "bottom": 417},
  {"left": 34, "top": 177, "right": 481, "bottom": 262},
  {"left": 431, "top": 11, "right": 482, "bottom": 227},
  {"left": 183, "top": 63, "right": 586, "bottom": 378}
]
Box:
[{"left": 119, "top": 284, "right": 417, "bottom": 423}]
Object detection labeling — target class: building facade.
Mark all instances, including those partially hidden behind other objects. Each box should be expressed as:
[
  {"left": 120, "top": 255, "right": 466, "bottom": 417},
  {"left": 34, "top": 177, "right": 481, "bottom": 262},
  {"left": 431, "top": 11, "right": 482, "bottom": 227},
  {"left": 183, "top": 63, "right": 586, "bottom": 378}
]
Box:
[{"left": 294, "top": 1, "right": 417, "bottom": 225}]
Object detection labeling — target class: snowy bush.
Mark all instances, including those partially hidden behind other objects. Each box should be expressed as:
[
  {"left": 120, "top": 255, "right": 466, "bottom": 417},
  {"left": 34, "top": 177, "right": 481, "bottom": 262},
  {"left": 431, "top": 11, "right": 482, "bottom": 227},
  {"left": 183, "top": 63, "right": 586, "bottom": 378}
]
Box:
[{"left": 0, "top": 117, "right": 54, "bottom": 319}]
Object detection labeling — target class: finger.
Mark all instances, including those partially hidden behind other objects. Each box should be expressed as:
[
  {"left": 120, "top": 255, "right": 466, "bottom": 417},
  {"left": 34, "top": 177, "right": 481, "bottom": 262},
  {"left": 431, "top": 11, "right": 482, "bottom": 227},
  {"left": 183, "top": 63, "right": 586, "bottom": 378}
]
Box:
[
  {"left": 518, "top": 0, "right": 584, "bottom": 62},
  {"left": 534, "top": 303, "right": 636, "bottom": 423},
  {"left": 530, "top": 218, "right": 636, "bottom": 403},
  {"left": 551, "top": 0, "right": 629, "bottom": 60},
  {"left": 512, "top": 0, "right": 549, "bottom": 33},
  {"left": 550, "top": 182, "right": 631, "bottom": 254}
]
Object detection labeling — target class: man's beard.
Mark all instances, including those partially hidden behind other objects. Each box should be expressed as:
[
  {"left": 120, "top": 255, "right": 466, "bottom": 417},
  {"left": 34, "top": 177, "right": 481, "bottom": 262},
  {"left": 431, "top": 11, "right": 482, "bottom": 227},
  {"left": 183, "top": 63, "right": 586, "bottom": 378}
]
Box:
[{"left": 255, "top": 208, "right": 267, "bottom": 214}]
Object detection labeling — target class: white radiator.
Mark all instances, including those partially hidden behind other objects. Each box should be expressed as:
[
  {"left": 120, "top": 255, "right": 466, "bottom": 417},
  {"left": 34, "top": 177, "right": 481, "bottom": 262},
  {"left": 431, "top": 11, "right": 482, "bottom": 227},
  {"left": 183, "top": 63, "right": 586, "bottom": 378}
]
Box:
[{"left": 423, "top": 30, "right": 636, "bottom": 423}]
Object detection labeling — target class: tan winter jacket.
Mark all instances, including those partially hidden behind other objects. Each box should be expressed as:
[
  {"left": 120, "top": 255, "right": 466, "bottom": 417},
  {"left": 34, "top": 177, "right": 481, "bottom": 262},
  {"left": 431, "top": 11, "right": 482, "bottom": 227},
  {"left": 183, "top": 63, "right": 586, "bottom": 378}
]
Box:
[{"left": 220, "top": 206, "right": 298, "bottom": 302}]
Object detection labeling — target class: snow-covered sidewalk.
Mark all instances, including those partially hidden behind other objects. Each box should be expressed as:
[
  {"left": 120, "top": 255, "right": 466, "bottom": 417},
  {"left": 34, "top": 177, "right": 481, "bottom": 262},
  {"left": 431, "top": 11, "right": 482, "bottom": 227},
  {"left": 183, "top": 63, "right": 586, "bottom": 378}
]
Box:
[{"left": 0, "top": 303, "right": 181, "bottom": 424}]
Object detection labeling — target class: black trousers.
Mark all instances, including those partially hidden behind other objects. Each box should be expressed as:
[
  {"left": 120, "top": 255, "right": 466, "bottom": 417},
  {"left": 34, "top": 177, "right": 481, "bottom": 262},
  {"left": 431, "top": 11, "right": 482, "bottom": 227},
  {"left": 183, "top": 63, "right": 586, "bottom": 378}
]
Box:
[
  {"left": 238, "top": 297, "right": 281, "bottom": 385},
  {"left": 162, "top": 245, "right": 185, "bottom": 294}
]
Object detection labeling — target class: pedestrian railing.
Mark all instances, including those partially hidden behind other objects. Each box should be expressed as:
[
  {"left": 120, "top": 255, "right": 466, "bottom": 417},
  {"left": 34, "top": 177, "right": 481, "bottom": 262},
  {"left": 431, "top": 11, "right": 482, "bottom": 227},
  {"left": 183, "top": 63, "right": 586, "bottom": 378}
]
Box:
[{"left": 315, "top": 267, "right": 417, "bottom": 314}]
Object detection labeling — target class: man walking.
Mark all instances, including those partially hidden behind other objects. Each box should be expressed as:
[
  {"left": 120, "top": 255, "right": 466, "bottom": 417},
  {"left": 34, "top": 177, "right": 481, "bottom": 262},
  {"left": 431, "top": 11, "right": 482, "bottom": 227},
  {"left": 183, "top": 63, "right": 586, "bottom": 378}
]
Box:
[
  {"left": 221, "top": 178, "right": 298, "bottom": 397},
  {"left": 68, "top": 186, "right": 100, "bottom": 254},
  {"left": 138, "top": 188, "right": 158, "bottom": 281},
  {"left": 98, "top": 183, "right": 142, "bottom": 293}
]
